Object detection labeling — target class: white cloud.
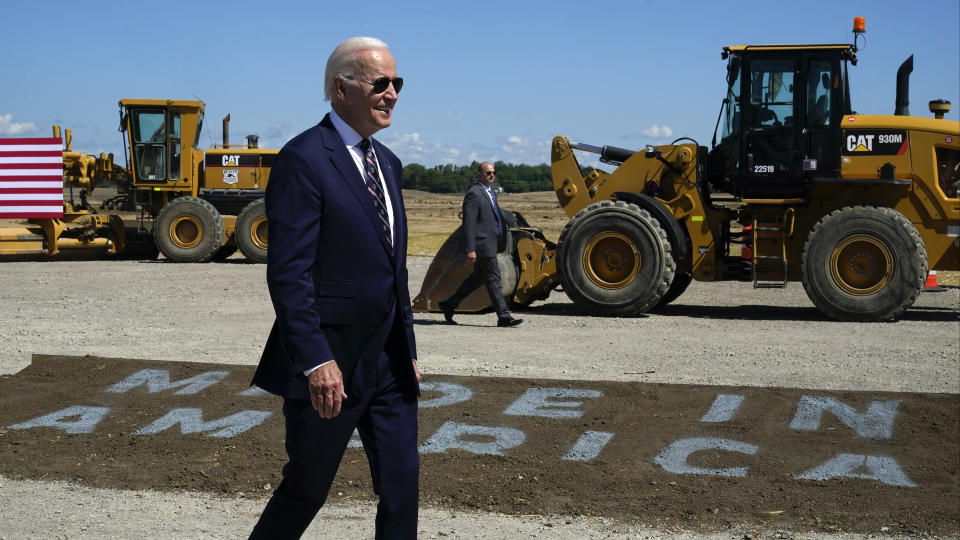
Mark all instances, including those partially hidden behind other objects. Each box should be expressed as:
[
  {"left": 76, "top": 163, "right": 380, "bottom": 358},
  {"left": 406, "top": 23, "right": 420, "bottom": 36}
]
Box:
[
  {"left": 381, "top": 131, "right": 463, "bottom": 164},
  {"left": 258, "top": 121, "right": 299, "bottom": 149},
  {"left": 0, "top": 113, "right": 38, "bottom": 136},
  {"left": 640, "top": 125, "right": 674, "bottom": 139}
]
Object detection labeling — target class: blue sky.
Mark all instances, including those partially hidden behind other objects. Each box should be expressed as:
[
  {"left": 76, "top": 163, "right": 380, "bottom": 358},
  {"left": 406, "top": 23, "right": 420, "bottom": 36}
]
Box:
[{"left": 1, "top": 0, "right": 957, "bottom": 168}]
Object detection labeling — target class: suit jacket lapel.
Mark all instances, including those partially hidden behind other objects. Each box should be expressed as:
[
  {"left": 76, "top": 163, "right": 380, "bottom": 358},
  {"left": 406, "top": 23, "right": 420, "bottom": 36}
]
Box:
[
  {"left": 476, "top": 182, "right": 498, "bottom": 224},
  {"left": 319, "top": 116, "right": 395, "bottom": 257}
]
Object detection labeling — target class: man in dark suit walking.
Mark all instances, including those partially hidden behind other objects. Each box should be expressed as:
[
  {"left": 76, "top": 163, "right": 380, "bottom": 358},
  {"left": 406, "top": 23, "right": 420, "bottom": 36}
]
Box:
[
  {"left": 249, "top": 36, "right": 421, "bottom": 539},
  {"left": 438, "top": 162, "right": 523, "bottom": 327}
]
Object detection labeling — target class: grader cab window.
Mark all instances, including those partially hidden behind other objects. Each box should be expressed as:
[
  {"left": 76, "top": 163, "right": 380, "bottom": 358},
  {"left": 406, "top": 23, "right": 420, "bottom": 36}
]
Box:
[
  {"left": 168, "top": 112, "right": 181, "bottom": 180},
  {"left": 132, "top": 110, "right": 180, "bottom": 182}
]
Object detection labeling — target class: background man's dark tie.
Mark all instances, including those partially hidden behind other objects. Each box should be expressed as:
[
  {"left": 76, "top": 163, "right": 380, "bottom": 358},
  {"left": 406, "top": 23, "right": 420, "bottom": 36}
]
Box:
[{"left": 485, "top": 185, "right": 503, "bottom": 234}]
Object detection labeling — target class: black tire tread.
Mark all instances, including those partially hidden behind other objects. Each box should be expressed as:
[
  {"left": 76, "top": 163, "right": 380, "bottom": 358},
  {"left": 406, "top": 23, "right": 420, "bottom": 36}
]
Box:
[
  {"left": 235, "top": 198, "right": 268, "bottom": 264},
  {"left": 556, "top": 200, "right": 675, "bottom": 316},
  {"left": 153, "top": 197, "right": 224, "bottom": 263},
  {"left": 800, "top": 205, "right": 926, "bottom": 321}
]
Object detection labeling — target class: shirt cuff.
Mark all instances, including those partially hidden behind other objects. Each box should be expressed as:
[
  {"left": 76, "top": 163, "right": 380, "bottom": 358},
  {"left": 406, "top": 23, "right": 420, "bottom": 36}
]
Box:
[{"left": 303, "top": 359, "right": 334, "bottom": 377}]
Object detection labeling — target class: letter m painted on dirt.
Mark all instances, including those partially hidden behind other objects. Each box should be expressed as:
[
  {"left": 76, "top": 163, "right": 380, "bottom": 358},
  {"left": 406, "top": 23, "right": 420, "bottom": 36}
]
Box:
[
  {"left": 134, "top": 408, "right": 272, "bottom": 438},
  {"left": 106, "top": 369, "right": 230, "bottom": 395},
  {"left": 789, "top": 396, "right": 899, "bottom": 439}
]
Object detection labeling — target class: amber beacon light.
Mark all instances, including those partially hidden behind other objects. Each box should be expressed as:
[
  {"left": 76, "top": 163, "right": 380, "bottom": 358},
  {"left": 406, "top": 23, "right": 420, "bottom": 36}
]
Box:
[{"left": 853, "top": 17, "right": 866, "bottom": 34}]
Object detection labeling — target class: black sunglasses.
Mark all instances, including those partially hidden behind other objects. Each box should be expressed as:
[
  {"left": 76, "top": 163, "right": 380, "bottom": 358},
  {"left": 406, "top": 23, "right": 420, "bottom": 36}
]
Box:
[{"left": 342, "top": 74, "right": 403, "bottom": 94}]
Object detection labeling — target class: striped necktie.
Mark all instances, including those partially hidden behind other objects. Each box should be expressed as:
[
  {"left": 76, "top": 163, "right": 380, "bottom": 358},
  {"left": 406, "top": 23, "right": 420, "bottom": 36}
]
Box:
[{"left": 358, "top": 138, "right": 392, "bottom": 248}]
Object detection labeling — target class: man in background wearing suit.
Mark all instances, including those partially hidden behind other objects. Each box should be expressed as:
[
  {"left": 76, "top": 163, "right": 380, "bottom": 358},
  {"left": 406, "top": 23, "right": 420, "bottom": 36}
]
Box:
[
  {"left": 438, "top": 162, "right": 523, "bottom": 327},
  {"left": 249, "top": 36, "right": 421, "bottom": 539}
]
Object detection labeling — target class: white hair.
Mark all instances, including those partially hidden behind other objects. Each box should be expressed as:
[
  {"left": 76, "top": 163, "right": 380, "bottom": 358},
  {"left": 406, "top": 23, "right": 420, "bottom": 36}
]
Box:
[{"left": 324, "top": 36, "right": 390, "bottom": 101}]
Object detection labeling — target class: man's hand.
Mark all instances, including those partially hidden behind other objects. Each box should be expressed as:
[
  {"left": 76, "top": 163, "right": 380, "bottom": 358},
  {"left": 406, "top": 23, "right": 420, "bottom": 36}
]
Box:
[
  {"left": 412, "top": 360, "right": 422, "bottom": 383},
  {"left": 465, "top": 251, "right": 477, "bottom": 265},
  {"left": 308, "top": 362, "right": 348, "bottom": 418}
]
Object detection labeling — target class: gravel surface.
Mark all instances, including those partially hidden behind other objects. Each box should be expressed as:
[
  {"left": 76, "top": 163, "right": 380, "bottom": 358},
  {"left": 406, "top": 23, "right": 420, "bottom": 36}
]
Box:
[{"left": 1, "top": 256, "right": 957, "bottom": 538}]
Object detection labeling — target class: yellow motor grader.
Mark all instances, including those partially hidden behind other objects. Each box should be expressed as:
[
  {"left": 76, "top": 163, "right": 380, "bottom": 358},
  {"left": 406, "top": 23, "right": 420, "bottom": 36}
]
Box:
[
  {"left": 0, "top": 99, "right": 275, "bottom": 263},
  {"left": 416, "top": 19, "right": 959, "bottom": 321}
]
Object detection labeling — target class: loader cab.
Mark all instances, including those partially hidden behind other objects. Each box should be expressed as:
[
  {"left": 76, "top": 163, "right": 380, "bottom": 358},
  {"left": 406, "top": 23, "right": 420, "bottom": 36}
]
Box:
[
  {"left": 709, "top": 45, "right": 852, "bottom": 199},
  {"left": 119, "top": 99, "right": 204, "bottom": 187}
]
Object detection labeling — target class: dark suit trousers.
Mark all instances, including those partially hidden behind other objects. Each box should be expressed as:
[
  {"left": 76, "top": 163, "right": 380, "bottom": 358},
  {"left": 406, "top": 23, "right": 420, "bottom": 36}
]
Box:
[
  {"left": 250, "top": 344, "right": 419, "bottom": 539},
  {"left": 445, "top": 255, "right": 510, "bottom": 318}
]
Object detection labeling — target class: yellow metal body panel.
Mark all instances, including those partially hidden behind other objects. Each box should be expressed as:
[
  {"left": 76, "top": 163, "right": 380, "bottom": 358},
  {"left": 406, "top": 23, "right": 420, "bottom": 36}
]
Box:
[
  {"left": 0, "top": 227, "right": 46, "bottom": 255},
  {"left": 514, "top": 235, "right": 558, "bottom": 305},
  {"left": 222, "top": 216, "right": 237, "bottom": 247},
  {"left": 203, "top": 149, "right": 277, "bottom": 190}
]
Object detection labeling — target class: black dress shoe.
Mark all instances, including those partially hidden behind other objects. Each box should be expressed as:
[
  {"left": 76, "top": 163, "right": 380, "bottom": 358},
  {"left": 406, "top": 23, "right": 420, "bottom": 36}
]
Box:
[
  {"left": 497, "top": 317, "right": 523, "bottom": 327},
  {"left": 438, "top": 301, "right": 456, "bottom": 324}
]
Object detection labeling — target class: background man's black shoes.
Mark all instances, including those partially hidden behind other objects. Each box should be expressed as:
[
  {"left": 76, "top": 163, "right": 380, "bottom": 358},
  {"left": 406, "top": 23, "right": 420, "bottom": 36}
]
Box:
[
  {"left": 438, "top": 302, "right": 456, "bottom": 324},
  {"left": 497, "top": 317, "right": 523, "bottom": 328}
]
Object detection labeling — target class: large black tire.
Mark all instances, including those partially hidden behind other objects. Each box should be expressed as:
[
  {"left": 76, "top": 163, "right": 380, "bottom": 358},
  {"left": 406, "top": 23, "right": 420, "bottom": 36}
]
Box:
[
  {"left": 657, "top": 272, "right": 693, "bottom": 308},
  {"left": 556, "top": 200, "right": 675, "bottom": 316},
  {"left": 649, "top": 204, "right": 692, "bottom": 308},
  {"left": 235, "top": 199, "right": 268, "bottom": 264},
  {"left": 611, "top": 192, "right": 692, "bottom": 309},
  {"left": 801, "top": 206, "right": 927, "bottom": 321},
  {"left": 153, "top": 197, "right": 224, "bottom": 263}
]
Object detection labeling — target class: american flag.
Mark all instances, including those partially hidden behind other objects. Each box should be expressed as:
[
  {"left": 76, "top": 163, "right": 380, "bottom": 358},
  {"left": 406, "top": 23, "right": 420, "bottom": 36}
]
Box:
[{"left": 0, "top": 137, "right": 64, "bottom": 219}]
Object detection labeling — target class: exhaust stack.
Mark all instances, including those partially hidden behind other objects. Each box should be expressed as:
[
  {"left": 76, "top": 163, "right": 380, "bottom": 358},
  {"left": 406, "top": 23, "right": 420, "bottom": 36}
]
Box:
[
  {"left": 894, "top": 55, "right": 913, "bottom": 116},
  {"left": 222, "top": 114, "right": 231, "bottom": 147}
]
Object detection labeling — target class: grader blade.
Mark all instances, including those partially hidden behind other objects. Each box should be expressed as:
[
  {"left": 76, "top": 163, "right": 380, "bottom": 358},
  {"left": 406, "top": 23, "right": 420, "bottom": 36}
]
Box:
[{"left": 412, "top": 225, "right": 518, "bottom": 313}]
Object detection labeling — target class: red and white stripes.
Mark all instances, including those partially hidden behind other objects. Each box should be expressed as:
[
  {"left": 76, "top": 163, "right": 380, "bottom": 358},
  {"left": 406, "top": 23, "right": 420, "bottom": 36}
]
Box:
[{"left": 0, "top": 137, "right": 64, "bottom": 219}]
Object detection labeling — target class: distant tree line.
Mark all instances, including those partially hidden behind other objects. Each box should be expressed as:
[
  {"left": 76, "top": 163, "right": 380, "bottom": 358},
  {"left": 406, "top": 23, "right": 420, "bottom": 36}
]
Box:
[{"left": 402, "top": 161, "right": 594, "bottom": 193}]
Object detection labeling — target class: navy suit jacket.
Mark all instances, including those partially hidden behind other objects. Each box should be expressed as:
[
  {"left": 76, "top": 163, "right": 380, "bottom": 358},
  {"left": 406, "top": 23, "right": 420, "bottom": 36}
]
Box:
[
  {"left": 461, "top": 182, "right": 505, "bottom": 258},
  {"left": 253, "top": 114, "right": 417, "bottom": 399}
]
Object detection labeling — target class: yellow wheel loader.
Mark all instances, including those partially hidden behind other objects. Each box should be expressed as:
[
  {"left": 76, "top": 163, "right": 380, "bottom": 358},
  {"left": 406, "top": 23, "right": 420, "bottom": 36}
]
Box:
[
  {"left": 416, "top": 19, "right": 959, "bottom": 321},
  {"left": 0, "top": 99, "right": 276, "bottom": 263}
]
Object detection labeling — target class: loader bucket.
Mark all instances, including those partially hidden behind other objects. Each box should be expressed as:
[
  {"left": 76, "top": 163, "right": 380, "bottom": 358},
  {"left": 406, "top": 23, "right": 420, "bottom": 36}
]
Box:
[{"left": 412, "top": 225, "right": 518, "bottom": 313}]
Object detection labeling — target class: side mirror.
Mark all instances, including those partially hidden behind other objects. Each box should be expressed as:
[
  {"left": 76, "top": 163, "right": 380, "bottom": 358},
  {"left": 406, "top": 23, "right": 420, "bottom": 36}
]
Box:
[{"left": 644, "top": 145, "right": 661, "bottom": 158}]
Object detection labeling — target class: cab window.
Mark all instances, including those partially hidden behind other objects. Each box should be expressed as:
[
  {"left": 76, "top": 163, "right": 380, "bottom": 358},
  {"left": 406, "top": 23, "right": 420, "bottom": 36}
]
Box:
[
  {"left": 133, "top": 111, "right": 165, "bottom": 143},
  {"left": 748, "top": 59, "right": 795, "bottom": 129},
  {"left": 807, "top": 59, "right": 833, "bottom": 127},
  {"left": 722, "top": 56, "right": 742, "bottom": 140},
  {"left": 168, "top": 111, "right": 181, "bottom": 180},
  {"left": 132, "top": 110, "right": 166, "bottom": 181},
  {"left": 937, "top": 148, "right": 960, "bottom": 198}
]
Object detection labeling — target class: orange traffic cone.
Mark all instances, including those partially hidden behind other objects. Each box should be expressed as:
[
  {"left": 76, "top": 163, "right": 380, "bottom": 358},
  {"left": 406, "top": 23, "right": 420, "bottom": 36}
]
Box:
[{"left": 923, "top": 271, "right": 944, "bottom": 291}]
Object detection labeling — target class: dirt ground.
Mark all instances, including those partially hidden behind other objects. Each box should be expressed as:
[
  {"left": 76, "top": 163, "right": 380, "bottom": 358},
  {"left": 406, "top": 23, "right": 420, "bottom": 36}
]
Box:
[
  {"left": 1, "top": 354, "right": 958, "bottom": 536},
  {"left": 0, "top": 189, "right": 958, "bottom": 539}
]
